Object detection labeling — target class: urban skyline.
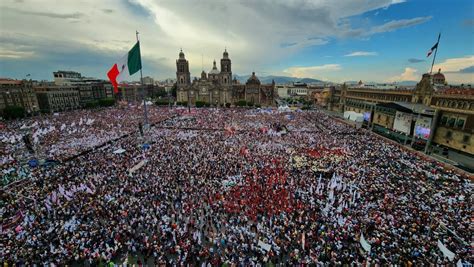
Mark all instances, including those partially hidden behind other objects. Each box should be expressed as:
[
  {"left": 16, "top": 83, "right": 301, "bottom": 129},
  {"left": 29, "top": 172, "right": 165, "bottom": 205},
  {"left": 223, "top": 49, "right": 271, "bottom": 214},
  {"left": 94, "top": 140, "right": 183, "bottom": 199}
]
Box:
[{"left": 0, "top": 0, "right": 473, "bottom": 84}]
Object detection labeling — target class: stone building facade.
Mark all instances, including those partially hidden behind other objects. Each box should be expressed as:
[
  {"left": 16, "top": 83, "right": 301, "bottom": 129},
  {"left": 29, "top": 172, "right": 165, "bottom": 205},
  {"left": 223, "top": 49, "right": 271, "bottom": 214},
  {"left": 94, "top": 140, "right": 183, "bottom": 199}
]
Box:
[
  {"left": 0, "top": 79, "right": 39, "bottom": 115},
  {"left": 34, "top": 86, "right": 81, "bottom": 113},
  {"left": 326, "top": 70, "right": 473, "bottom": 154},
  {"left": 430, "top": 89, "right": 474, "bottom": 154},
  {"left": 176, "top": 49, "right": 275, "bottom": 106}
]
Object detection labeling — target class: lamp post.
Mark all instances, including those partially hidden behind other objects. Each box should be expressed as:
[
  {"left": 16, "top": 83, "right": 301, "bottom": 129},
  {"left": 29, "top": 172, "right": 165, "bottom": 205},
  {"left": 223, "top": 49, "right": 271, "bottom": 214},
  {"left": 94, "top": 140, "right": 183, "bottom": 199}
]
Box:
[
  {"left": 187, "top": 88, "right": 191, "bottom": 112},
  {"left": 168, "top": 90, "right": 171, "bottom": 109}
]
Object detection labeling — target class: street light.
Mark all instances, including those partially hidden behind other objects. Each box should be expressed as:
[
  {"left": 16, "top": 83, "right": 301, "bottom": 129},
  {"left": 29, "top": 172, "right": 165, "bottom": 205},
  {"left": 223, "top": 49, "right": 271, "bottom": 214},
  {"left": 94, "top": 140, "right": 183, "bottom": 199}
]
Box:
[{"left": 187, "top": 88, "right": 191, "bottom": 112}]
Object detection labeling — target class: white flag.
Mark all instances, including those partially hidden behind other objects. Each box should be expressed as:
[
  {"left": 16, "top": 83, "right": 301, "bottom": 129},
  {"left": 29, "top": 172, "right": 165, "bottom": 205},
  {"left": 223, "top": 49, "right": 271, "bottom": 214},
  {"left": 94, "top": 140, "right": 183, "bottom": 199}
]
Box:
[
  {"left": 360, "top": 233, "right": 371, "bottom": 253},
  {"left": 302, "top": 232, "right": 305, "bottom": 250},
  {"left": 438, "top": 240, "right": 455, "bottom": 261}
]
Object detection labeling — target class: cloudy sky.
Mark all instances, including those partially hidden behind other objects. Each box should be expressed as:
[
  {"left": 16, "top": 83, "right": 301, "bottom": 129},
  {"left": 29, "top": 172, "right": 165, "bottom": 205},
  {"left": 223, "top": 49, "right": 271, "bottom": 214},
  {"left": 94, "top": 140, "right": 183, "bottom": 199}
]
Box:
[{"left": 0, "top": 0, "right": 473, "bottom": 84}]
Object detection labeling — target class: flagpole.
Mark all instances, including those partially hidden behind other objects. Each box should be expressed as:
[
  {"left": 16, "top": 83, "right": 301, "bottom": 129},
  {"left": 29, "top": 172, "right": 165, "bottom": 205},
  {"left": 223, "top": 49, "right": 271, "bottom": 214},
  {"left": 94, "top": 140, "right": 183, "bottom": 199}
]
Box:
[
  {"left": 429, "top": 33, "right": 441, "bottom": 75},
  {"left": 136, "top": 30, "right": 149, "bottom": 128},
  {"left": 425, "top": 33, "right": 441, "bottom": 154}
]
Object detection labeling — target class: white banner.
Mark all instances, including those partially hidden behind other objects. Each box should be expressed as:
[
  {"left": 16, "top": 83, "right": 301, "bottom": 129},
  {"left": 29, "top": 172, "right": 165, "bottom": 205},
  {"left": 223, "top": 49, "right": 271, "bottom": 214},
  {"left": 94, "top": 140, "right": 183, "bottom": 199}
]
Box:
[
  {"left": 360, "top": 233, "right": 371, "bottom": 253},
  {"left": 258, "top": 240, "right": 271, "bottom": 252},
  {"left": 393, "top": 111, "right": 412, "bottom": 134},
  {"left": 129, "top": 160, "right": 147, "bottom": 175},
  {"left": 438, "top": 240, "right": 455, "bottom": 261}
]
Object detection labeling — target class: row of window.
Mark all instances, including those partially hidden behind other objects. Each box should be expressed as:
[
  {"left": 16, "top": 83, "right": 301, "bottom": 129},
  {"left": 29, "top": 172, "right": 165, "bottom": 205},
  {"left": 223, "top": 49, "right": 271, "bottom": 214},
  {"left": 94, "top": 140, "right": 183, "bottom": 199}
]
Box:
[
  {"left": 440, "top": 116, "right": 466, "bottom": 129},
  {"left": 288, "top": 89, "right": 307, "bottom": 93},
  {"left": 348, "top": 93, "right": 409, "bottom": 102},
  {"left": 436, "top": 100, "right": 473, "bottom": 110},
  {"left": 50, "top": 97, "right": 79, "bottom": 106}
]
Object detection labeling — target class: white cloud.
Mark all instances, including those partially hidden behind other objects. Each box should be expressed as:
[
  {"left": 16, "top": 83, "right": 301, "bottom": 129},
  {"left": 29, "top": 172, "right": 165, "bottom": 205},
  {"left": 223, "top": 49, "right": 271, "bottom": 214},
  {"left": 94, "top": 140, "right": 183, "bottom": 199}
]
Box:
[
  {"left": 0, "top": 0, "right": 430, "bottom": 80},
  {"left": 385, "top": 56, "right": 474, "bottom": 84},
  {"left": 0, "top": 49, "right": 35, "bottom": 59},
  {"left": 345, "top": 51, "right": 378, "bottom": 57},
  {"left": 388, "top": 67, "right": 418, "bottom": 82},
  {"left": 433, "top": 55, "right": 474, "bottom": 84},
  {"left": 433, "top": 55, "right": 474, "bottom": 73},
  {"left": 283, "top": 64, "right": 342, "bottom": 78}
]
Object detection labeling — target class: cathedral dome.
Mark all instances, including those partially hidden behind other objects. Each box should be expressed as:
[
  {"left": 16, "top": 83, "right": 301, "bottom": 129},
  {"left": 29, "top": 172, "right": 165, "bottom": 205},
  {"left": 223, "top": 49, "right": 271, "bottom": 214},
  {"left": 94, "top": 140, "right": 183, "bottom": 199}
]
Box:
[
  {"left": 209, "top": 60, "right": 220, "bottom": 75},
  {"left": 433, "top": 69, "right": 445, "bottom": 84},
  {"left": 223, "top": 49, "right": 229, "bottom": 59},
  {"left": 246, "top": 72, "right": 261, "bottom": 85},
  {"left": 433, "top": 69, "right": 445, "bottom": 79},
  {"left": 179, "top": 49, "right": 185, "bottom": 59}
]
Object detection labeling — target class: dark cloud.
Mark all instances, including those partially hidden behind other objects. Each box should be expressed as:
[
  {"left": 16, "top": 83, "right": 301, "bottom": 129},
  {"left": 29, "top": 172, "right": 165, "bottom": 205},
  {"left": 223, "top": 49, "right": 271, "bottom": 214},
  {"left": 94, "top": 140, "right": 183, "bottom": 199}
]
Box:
[
  {"left": 408, "top": 58, "right": 425, "bottom": 63},
  {"left": 459, "top": 65, "right": 474, "bottom": 73},
  {"left": 102, "top": 9, "right": 114, "bottom": 14}
]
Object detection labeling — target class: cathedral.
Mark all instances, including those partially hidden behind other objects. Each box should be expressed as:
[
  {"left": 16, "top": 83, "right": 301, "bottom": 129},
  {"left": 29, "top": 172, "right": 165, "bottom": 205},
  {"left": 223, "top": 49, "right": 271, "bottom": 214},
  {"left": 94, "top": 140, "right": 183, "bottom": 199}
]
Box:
[{"left": 176, "top": 49, "right": 275, "bottom": 106}]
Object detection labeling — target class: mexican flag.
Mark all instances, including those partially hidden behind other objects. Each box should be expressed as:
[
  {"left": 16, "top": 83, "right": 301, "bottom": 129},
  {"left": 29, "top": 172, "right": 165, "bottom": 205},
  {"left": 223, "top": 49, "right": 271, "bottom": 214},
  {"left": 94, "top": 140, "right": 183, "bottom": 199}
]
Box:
[
  {"left": 107, "top": 41, "right": 142, "bottom": 93},
  {"left": 427, "top": 33, "right": 441, "bottom": 58}
]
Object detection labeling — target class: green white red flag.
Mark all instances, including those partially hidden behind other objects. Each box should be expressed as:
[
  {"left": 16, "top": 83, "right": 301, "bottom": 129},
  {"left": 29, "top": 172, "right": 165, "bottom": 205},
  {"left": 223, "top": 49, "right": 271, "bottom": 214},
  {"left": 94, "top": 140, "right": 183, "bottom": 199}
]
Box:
[{"left": 107, "top": 42, "right": 142, "bottom": 93}]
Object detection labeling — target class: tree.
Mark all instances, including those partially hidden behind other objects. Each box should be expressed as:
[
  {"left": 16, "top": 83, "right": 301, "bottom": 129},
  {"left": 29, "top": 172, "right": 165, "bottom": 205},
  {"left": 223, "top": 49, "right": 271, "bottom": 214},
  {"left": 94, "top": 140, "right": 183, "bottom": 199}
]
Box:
[
  {"left": 236, "top": 100, "right": 247, "bottom": 107},
  {"left": 3, "top": 105, "right": 25, "bottom": 119},
  {"left": 85, "top": 101, "right": 99, "bottom": 109},
  {"left": 195, "top": 101, "right": 206, "bottom": 108},
  {"left": 171, "top": 83, "right": 177, "bottom": 98},
  {"left": 98, "top": 98, "right": 116, "bottom": 107}
]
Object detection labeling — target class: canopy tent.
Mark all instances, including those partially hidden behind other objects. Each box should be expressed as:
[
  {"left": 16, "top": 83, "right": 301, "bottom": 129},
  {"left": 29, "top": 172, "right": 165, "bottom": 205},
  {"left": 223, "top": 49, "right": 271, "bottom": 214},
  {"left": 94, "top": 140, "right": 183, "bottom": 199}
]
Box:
[{"left": 113, "top": 148, "right": 126, "bottom": 154}]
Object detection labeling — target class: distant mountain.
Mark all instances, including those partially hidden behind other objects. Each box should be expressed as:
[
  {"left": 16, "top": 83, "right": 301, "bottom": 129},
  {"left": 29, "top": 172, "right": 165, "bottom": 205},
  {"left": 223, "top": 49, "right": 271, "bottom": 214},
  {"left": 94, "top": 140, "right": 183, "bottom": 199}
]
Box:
[
  {"left": 396, "top": 81, "right": 417, "bottom": 86},
  {"left": 234, "top": 74, "right": 324, "bottom": 84}
]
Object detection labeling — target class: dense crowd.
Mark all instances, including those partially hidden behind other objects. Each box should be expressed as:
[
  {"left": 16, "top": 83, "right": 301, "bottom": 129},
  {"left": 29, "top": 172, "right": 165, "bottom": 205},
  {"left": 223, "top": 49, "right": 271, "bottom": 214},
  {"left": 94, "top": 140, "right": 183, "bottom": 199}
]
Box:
[
  {"left": 1, "top": 104, "right": 173, "bottom": 185},
  {"left": 1, "top": 107, "right": 472, "bottom": 265}
]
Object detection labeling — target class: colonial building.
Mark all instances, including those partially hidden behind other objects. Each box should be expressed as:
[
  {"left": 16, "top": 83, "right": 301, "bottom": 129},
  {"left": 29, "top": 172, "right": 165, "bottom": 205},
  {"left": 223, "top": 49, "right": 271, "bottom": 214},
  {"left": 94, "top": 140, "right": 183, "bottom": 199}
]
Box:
[
  {"left": 176, "top": 49, "right": 276, "bottom": 106},
  {"left": 327, "top": 70, "right": 473, "bottom": 155},
  {"left": 0, "top": 79, "right": 39, "bottom": 115},
  {"left": 53, "top": 70, "right": 114, "bottom": 104},
  {"left": 430, "top": 89, "right": 474, "bottom": 154},
  {"left": 34, "top": 85, "right": 81, "bottom": 113},
  {"left": 233, "top": 73, "right": 275, "bottom": 106}
]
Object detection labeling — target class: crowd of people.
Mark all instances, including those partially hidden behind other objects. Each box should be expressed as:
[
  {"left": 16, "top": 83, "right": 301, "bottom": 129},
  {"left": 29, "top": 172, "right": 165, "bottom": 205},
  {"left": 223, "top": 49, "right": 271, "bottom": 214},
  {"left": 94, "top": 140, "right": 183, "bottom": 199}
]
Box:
[
  {"left": 1, "top": 106, "right": 472, "bottom": 265},
  {"left": 1, "top": 104, "right": 173, "bottom": 185}
]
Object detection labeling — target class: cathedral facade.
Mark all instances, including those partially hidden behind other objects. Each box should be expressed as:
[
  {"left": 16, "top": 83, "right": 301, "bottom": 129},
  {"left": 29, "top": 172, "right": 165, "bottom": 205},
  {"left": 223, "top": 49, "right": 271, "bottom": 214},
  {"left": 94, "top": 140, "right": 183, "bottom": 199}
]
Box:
[{"left": 176, "top": 49, "right": 275, "bottom": 106}]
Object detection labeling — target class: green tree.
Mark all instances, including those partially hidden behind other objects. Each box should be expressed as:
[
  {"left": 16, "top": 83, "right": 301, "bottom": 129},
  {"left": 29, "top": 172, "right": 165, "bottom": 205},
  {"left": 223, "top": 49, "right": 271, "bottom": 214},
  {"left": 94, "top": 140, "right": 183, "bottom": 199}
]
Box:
[
  {"left": 155, "top": 100, "right": 169, "bottom": 106},
  {"left": 171, "top": 83, "right": 177, "bottom": 97},
  {"left": 236, "top": 100, "right": 247, "bottom": 107},
  {"left": 195, "top": 101, "right": 206, "bottom": 108},
  {"left": 3, "top": 105, "right": 25, "bottom": 119},
  {"left": 98, "top": 98, "right": 116, "bottom": 107},
  {"left": 85, "top": 101, "right": 99, "bottom": 109}
]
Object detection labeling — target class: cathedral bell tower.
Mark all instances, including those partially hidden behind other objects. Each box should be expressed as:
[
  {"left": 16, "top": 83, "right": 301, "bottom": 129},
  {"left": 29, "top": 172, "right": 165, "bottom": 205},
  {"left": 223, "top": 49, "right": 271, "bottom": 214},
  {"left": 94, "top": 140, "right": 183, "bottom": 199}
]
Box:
[
  {"left": 176, "top": 49, "right": 191, "bottom": 89},
  {"left": 220, "top": 49, "right": 232, "bottom": 86}
]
